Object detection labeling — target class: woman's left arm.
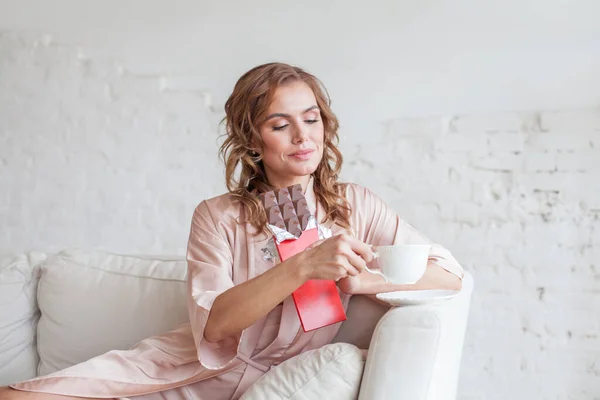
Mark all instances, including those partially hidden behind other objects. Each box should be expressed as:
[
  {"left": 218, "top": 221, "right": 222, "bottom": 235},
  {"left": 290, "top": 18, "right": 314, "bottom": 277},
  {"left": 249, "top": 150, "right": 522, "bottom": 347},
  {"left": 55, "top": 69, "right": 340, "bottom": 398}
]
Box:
[
  {"left": 337, "top": 260, "right": 462, "bottom": 295},
  {"left": 336, "top": 185, "right": 464, "bottom": 295}
]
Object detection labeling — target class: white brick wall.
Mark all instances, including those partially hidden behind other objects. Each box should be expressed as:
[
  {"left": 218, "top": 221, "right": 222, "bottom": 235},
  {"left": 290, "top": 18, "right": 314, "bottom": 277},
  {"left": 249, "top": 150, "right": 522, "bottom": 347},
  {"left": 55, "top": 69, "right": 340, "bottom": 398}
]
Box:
[
  {"left": 2, "top": 33, "right": 600, "bottom": 399},
  {"left": 0, "top": 33, "right": 226, "bottom": 255},
  {"left": 360, "top": 110, "right": 600, "bottom": 399}
]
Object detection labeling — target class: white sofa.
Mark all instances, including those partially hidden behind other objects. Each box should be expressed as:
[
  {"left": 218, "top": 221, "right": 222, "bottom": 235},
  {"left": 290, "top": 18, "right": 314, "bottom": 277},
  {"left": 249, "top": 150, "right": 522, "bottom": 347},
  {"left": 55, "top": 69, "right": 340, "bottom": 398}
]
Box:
[{"left": 0, "top": 249, "right": 473, "bottom": 399}]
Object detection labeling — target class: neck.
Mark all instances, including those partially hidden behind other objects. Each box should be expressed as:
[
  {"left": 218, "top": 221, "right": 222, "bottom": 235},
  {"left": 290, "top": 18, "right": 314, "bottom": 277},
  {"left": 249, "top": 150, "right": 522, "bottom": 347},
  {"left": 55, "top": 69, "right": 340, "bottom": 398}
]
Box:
[{"left": 265, "top": 174, "right": 312, "bottom": 192}]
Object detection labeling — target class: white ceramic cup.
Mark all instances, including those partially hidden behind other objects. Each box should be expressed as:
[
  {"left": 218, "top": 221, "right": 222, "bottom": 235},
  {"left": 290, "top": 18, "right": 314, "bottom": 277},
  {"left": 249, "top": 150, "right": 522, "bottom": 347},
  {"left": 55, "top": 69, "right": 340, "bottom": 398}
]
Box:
[{"left": 364, "top": 244, "right": 431, "bottom": 284}]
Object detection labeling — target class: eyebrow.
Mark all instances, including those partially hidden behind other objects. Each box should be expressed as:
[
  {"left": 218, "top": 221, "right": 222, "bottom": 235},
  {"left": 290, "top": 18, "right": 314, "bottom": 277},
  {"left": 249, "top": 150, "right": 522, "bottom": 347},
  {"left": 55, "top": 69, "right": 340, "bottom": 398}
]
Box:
[{"left": 265, "top": 105, "right": 320, "bottom": 121}]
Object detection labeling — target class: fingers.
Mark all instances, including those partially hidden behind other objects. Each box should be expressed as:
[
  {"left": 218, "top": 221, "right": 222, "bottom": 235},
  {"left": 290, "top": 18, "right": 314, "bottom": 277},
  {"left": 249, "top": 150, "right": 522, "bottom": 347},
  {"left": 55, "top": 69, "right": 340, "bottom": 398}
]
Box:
[
  {"left": 346, "top": 238, "right": 375, "bottom": 263},
  {"left": 336, "top": 255, "right": 361, "bottom": 277},
  {"left": 305, "top": 233, "right": 373, "bottom": 280},
  {"left": 332, "top": 233, "right": 375, "bottom": 263},
  {"left": 345, "top": 251, "right": 367, "bottom": 274},
  {"left": 333, "top": 265, "right": 348, "bottom": 281}
]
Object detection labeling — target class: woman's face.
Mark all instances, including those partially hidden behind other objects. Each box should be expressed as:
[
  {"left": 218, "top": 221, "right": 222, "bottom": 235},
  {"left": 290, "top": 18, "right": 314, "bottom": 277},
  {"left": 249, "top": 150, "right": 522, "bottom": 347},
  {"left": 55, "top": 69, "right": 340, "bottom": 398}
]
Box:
[{"left": 258, "top": 80, "right": 324, "bottom": 190}]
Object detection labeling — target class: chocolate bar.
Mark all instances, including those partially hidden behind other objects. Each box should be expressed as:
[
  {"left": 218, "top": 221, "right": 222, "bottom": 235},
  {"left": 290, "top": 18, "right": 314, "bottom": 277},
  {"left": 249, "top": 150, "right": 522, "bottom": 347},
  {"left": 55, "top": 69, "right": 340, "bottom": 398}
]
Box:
[{"left": 258, "top": 183, "right": 313, "bottom": 237}]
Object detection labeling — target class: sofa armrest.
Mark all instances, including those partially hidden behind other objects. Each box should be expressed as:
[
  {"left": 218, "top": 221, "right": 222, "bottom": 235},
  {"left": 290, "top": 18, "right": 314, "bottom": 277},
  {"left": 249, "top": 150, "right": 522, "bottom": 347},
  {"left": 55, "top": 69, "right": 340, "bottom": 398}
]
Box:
[{"left": 358, "top": 272, "right": 474, "bottom": 400}]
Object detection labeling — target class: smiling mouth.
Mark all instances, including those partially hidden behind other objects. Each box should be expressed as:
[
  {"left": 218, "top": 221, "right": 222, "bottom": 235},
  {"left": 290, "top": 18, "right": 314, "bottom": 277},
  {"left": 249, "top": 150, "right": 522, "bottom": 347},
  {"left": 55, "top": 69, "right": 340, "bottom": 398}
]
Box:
[{"left": 289, "top": 150, "right": 314, "bottom": 160}]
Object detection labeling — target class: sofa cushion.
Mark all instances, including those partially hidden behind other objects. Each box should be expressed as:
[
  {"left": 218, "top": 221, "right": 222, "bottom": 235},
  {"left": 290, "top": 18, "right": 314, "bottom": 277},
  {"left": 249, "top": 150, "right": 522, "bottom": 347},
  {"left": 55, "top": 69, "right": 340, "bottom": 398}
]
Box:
[
  {"left": 36, "top": 249, "right": 189, "bottom": 376},
  {"left": 0, "top": 252, "right": 46, "bottom": 385},
  {"left": 240, "top": 343, "right": 365, "bottom": 400}
]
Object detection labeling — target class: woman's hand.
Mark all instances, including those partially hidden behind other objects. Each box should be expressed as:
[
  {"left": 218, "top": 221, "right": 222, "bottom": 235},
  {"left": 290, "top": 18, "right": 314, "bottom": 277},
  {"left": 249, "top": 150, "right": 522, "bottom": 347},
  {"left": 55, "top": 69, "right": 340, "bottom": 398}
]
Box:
[
  {"left": 336, "top": 274, "right": 363, "bottom": 294},
  {"left": 292, "top": 233, "right": 375, "bottom": 282}
]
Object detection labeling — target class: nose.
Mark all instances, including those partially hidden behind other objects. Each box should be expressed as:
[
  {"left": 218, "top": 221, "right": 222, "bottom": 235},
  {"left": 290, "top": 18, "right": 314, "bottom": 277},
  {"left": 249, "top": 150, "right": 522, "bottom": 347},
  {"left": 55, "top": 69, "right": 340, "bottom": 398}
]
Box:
[{"left": 292, "top": 122, "right": 309, "bottom": 144}]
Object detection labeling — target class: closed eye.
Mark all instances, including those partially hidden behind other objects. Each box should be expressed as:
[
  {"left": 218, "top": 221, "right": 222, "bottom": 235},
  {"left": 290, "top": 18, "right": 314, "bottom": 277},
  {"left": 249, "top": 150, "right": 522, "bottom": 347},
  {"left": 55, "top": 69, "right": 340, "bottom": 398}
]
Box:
[
  {"left": 273, "top": 124, "right": 289, "bottom": 131},
  {"left": 273, "top": 119, "right": 319, "bottom": 131}
]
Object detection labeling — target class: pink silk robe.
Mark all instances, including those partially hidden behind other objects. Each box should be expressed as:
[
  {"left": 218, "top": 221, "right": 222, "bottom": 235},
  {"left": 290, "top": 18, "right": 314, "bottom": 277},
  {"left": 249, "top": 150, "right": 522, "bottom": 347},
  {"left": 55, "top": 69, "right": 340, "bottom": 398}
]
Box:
[{"left": 11, "top": 180, "right": 463, "bottom": 400}]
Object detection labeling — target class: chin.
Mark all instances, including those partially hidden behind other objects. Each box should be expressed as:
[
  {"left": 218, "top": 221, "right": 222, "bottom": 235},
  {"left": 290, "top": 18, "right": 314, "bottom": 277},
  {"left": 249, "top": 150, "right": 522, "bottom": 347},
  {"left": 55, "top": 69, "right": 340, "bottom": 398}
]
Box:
[
  {"left": 292, "top": 161, "right": 320, "bottom": 176},
  {"left": 289, "top": 168, "right": 317, "bottom": 178}
]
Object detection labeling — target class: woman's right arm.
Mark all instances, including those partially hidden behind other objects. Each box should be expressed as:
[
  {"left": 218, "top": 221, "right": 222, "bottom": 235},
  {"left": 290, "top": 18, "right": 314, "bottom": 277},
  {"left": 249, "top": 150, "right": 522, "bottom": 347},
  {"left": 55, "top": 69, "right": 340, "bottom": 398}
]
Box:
[
  {"left": 203, "top": 256, "right": 304, "bottom": 343},
  {"left": 204, "top": 233, "right": 374, "bottom": 343}
]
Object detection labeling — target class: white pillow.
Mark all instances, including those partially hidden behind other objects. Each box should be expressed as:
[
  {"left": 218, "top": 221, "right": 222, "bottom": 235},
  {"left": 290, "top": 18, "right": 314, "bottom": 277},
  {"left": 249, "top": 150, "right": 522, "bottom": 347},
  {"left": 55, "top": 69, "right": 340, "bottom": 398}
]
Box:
[
  {"left": 0, "top": 252, "right": 46, "bottom": 385},
  {"left": 36, "top": 249, "right": 189, "bottom": 376},
  {"left": 241, "top": 343, "right": 365, "bottom": 400}
]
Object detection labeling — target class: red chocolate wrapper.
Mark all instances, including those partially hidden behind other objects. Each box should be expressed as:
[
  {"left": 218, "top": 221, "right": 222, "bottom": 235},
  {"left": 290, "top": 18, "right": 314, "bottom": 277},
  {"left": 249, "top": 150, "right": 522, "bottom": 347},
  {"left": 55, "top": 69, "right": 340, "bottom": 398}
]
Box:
[{"left": 257, "top": 183, "right": 347, "bottom": 332}]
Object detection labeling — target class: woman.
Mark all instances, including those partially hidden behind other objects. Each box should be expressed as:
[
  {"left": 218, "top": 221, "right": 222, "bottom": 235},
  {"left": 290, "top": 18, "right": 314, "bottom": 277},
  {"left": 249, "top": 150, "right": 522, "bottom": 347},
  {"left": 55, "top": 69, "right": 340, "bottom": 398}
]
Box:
[{"left": 3, "top": 62, "right": 463, "bottom": 400}]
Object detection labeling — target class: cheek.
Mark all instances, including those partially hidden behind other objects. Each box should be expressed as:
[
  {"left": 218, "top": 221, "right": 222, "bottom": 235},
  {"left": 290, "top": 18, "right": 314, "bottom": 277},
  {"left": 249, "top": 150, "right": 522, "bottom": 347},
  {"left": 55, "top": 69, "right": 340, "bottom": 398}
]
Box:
[
  {"left": 261, "top": 133, "right": 284, "bottom": 153},
  {"left": 313, "top": 127, "right": 325, "bottom": 147},
  {"left": 261, "top": 135, "right": 291, "bottom": 165}
]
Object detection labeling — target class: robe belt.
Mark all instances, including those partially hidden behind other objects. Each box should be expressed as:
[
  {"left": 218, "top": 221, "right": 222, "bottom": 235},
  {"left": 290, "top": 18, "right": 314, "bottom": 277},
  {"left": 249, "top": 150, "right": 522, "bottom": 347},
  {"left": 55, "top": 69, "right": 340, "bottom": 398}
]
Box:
[
  {"left": 236, "top": 353, "right": 272, "bottom": 373},
  {"left": 230, "top": 297, "right": 299, "bottom": 398},
  {"left": 231, "top": 354, "right": 281, "bottom": 398}
]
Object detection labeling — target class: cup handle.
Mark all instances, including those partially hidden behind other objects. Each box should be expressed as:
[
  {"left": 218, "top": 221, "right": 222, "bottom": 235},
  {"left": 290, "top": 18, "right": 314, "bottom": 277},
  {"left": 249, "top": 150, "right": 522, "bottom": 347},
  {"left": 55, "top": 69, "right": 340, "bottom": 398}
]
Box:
[
  {"left": 365, "top": 248, "right": 390, "bottom": 282},
  {"left": 364, "top": 266, "right": 390, "bottom": 283}
]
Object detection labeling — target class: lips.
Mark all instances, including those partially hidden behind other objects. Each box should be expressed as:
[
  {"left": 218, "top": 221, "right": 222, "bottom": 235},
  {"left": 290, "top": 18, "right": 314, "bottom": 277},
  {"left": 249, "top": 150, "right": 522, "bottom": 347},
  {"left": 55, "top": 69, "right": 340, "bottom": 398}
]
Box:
[
  {"left": 291, "top": 150, "right": 314, "bottom": 156},
  {"left": 289, "top": 149, "right": 314, "bottom": 160}
]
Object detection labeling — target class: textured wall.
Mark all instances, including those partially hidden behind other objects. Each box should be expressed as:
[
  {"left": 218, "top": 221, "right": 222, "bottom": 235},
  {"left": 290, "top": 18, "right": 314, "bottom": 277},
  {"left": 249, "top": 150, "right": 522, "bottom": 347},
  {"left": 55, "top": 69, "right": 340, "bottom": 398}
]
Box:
[
  {"left": 2, "top": 0, "right": 600, "bottom": 118},
  {"left": 0, "top": 33, "right": 224, "bottom": 254},
  {"left": 1, "top": 32, "right": 599, "bottom": 399}
]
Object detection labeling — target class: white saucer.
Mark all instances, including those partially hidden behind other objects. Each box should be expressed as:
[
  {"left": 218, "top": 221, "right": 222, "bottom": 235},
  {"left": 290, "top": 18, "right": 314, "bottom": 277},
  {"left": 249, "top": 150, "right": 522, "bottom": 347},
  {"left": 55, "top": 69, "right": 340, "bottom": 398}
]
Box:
[{"left": 376, "top": 289, "right": 459, "bottom": 306}]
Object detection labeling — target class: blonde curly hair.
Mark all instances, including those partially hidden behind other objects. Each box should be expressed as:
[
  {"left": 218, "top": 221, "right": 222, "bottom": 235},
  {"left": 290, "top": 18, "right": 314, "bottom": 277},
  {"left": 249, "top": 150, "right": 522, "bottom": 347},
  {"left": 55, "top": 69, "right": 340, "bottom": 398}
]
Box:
[{"left": 219, "top": 62, "right": 351, "bottom": 235}]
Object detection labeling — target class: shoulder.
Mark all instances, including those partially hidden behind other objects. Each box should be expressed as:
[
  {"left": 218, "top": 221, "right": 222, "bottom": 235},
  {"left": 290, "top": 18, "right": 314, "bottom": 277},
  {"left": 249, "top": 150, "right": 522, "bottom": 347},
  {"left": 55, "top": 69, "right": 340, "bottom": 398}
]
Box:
[
  {"left": 340, "top": 181, "right": 395, "bottom": 227},
  {"left": 192, "top": 192, "right": 241, "bottom": 227},
  {"left": 342, "top": 182, "right": 369, "bottom": 197},
  {"left": 338, "top": 182, "right": 399, "bottom": 244},
  {"left": 341, "top": 182, "right": 383, "bottom": 206}
]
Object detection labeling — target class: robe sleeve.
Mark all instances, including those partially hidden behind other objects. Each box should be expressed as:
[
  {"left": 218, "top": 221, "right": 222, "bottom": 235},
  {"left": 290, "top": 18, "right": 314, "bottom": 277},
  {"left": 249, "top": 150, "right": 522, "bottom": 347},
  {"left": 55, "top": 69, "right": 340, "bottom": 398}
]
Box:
[
  {"left": 186, "top": 200, "right": 241, "bottom": 370},
  {"left": 348, "top": 184, "right": 464, "bottom": 279}
]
